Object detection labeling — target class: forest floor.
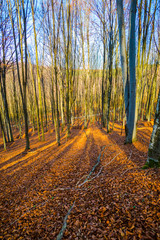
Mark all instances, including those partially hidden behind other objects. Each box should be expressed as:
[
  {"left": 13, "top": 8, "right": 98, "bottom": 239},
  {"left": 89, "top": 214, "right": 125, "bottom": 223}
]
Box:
[{"left": 0, "top": 120, "right": 160, "bottom": 240}]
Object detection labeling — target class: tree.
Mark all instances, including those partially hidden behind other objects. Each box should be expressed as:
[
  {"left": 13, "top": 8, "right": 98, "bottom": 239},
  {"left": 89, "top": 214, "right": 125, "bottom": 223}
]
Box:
[
  {"left": 0, "top": 0, "right": 14, "bottom": 143},
  {"left": 31, "top": 0, "right": 45, "bottom": 141},
  {"left": 126, "top": 0, "right": 137, "bottom": 143},
  {"left": 0, "top": 110, "right": 6, "bottom": 150},
  {"left": 16, "top": 0, "right": 30, "bottom": 150},
  {"left": 144, "top": 90, "right": 160, "bottom": 168},
  {"left": 116, "top": 0, "right": 137, "bottom": 143}
]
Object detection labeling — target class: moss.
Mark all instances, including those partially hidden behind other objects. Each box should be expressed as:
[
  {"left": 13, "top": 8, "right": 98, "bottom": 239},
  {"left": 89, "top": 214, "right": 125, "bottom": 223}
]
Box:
[
  {"left": 142, "top": 164, "right": 150, "bottom": 169},
  {"left": 142, "top": 159, "right": 160, "bottom": 169}
]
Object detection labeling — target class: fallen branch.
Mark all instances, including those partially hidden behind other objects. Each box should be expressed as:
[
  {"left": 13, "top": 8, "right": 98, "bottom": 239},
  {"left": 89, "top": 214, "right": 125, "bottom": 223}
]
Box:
[
  {"left": 56, "top": 147, "right": 106, "bottom": 239},
  {"left": 86, "top": 152, "right": 121, "bottom": 184},
  {"left": 77, "top": 151, "right": 102, "bottom": 187},
  {"left": 56, "top": 201, "right": 75, "bottom": 240},
  {"left": 10, "top": 150, "right": 120, "bottom": 228},
  {"left": 121, "top": 167, "right": 138, "bottom": 176},
  {"left": 103, "top": 152, "right": 121, "bottom": 168}
]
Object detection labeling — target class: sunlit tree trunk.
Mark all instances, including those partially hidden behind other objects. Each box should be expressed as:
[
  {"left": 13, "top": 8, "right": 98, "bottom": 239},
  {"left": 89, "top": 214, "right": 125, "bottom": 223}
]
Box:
[
  {"left": 116, "top": 0, "right": 129, "bottom": 122},
  {"left": 101, "top": 0, "right": 106, "bottom": 128},
  {"left": 41, "top": 25, "right": 48, "bottom": 132},
  {"left": 11, "top": 56, "right": 22, "bottom": 138},
  {"left": 16, "top": 0, "right": 30, "bottom": 149},
  {"left": 51, "top": 0, "right": 60, "bottom": 145},
  {"left": 80, "top": 11, "right": 87, "bottom": 128},
  {"left": 116, "top": 0, "right": 137, "bottom": 143},
  {"left": 126, "top": 0, "right": 137, "bottom": 143},
  {"left": 0, "top": 111, "right": 6, "bottom": 150},
  {"left": 0, "top": 2, "right": 13, "bottom": 142},
  {"left": 31, "top": 0, "right": 45, "bottom": 141},
  {"left": 62, "top": 0, "right": 71, "bottom": 137},
  {"left": 106, "top": 0, "right": 113, "bottom": 133},
  {"left": 145, "top": 63, "right": 158, "bottom": 121},
  {"left": 146, "top": 90, "right": 160, "bottom": 167},
  {"left": 28, "top": 53, "right": 40, "bottom": 140}
]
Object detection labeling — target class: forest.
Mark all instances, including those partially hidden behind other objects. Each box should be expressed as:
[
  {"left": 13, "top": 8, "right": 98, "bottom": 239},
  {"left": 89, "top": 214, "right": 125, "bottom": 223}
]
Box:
[{"left": 0, "top": 0, "right": 160, "bottom": 239}]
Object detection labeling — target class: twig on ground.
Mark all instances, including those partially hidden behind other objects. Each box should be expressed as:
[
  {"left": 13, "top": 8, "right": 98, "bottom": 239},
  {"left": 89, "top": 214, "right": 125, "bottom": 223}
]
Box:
[
  {"left": 87, "top": 152, "right": 121, "bottom": 183},
  {"left": 56, "top": 201, "right": 75, "bottom": 240},
  {"left": 76, "top": 174, "right": 88, "bottom": 186},
  {"left": 103, "top": 152, "right": 121, "bottom": 168},
  {"left": 77, "top": 151, "right": 102, "bottom": 187},
  {"left": 121, "top": 167, "right": 138, "bottom": 176}
]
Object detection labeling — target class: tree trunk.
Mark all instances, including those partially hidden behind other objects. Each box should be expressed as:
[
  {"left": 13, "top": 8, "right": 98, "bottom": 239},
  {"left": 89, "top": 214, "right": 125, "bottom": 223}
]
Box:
[
  {"left": 146, "top": 90, "right": 160, "bottom": 167},
  {"left": 116, "top": 0, "right": 129, "bottom": 122},
  {"left": 31, "top": 0, "right": 44, "bottom": 141},
  {"left": 126, "top": 0, "right": 137, "bottom": 143},
  {"left": 0, "top": 111, "right": 6, "bottom": 150}
]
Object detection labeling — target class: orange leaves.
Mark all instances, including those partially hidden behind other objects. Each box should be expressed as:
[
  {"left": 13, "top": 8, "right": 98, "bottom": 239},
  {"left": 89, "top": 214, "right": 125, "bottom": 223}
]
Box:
[
  {"left": 157, "top": 212, "right": 160, "bottom": 219},
  {"left": 99, "top": 206, "right": 107, "bottom": 218},
  {"left": 128, "top": 222, "right": 135, "bottom": 230},
  {"left": 119, "top": 229, "right": 125, "bottom": 237},
  {"left": 0, "top": 123, "right": 160, "bottom": 239}
]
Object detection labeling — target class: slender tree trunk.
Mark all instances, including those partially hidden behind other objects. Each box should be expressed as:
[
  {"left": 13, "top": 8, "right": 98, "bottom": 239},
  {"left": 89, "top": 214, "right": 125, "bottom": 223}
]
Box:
[
  {"left": 28, "top": 53, "right": 41, "bottom": 140},
  {"left": 16, "top": 0, "right": 30, "bottom": 149},
  {"left": 0, "top": 19, "right": 13, "bottom": 142},
  {"left": 146, "top": 90, "right": 160, "bottom": 167},
  {"left": 106, "top": 0, "right": 113, "bottom": 133},
  {"left": 126, "top": 0, "right": 137, "bottom": 143},
  {"left": 31, "top": 0, "right": 44, "bottom": 141},
  {"left": 62, "top": 0, "right": 71, "bottom": 137},
  {"left": 116, "top": 0, "right": 129, "bottom": 120},
  {"left": 0, "top": 111, "right": 6, "bottom": 150},
  {"left": 101, "top": 0, "right": 106, "bottom": 128},
  {"left": 51, "top": 0, "right": 60, "bottom": 145}
]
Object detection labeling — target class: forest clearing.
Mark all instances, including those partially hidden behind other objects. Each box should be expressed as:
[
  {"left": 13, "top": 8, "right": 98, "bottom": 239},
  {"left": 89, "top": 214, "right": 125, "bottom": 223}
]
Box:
[{"left": 0, "top": 121, "right": 160, "bottom": 239}]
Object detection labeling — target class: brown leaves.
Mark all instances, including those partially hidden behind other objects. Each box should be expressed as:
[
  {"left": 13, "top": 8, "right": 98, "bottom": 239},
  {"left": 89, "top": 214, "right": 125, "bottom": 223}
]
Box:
[{"left": 0, "top": 123, "right": 160, "bottom": 239}]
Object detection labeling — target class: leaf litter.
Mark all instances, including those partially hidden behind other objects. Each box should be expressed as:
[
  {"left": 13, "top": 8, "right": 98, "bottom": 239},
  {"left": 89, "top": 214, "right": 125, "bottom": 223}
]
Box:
[{"left": 0, "top": 121, "right": 160, "bottom": 239}]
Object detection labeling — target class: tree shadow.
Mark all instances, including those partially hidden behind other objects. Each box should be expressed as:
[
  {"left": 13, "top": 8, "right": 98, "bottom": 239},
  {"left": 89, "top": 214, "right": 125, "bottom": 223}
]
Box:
[
  {"left": 0, "top": 129, "right": 85, "bottom": 215},
  {"left": 0, "top": 129, "right": 81, "bottom": 174},
  {"left": 99, "top": 127, "right": 148, "bottom": 168}
]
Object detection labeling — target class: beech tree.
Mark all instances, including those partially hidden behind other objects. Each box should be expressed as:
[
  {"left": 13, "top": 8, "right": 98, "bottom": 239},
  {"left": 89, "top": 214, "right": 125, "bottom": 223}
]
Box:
[
  {"left": 0, "top": 0, "right": 159, "bottom": 151},
  {"left": 0, "top": 0, "right": 14, "bottom": 143},
  {"left": 145, "top": 90, "right": 160, "bottom": 167},
  {"left": 116, "top": 0, "right": 137, "bottom": 143}
]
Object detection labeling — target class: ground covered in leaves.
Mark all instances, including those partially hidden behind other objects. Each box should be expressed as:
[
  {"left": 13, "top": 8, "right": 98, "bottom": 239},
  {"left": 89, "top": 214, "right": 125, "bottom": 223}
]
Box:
[{"left": 0, "top": 121, "right": 160, "bottom": 240}]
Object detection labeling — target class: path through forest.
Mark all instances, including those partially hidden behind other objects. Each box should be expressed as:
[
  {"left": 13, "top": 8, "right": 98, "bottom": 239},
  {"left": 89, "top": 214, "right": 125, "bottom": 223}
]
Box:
[{"left": 0, "top": 122, "right": 160, "bottom": 239}]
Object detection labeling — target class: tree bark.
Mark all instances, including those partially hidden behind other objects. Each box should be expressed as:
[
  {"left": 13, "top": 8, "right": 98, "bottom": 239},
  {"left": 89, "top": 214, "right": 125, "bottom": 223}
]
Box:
[
  {"left": 146, "top": 90, "right": 160, "bottom": 166},
  {"left": 126, "top": 0, "right": 137, "bottom": 143}
]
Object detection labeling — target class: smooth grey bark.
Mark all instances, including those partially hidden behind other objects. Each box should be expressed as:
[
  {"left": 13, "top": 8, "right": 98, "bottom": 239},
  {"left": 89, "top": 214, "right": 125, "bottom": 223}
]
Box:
[
  {"left": 101, "top": 0, "right": 106, "bottom": 128},
  {"left": 116, "top": 0, "right": 129, "bottom": 120},
  {"left": 0, "top": 111, "right": 6, "bottom": 150},
  {"left": 116, "top": 0, "right": 137, "bottom": 143},
  {"left": 126, "top": 0, "right": 137, "bottom": 143},
  {"left": 0, "top": 2, "right": 14, "bottom": 142},
  {"left": 147, "top": 90, "right": 160, "bottom": 166},
  {"left": 106, "top": 0, "right": 113, "bottom": 133},
  {"left": 22, "top": 1, "right": 30, "bottom": 150}
]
